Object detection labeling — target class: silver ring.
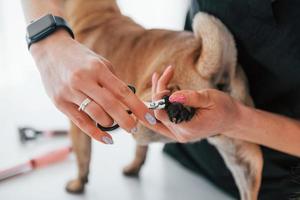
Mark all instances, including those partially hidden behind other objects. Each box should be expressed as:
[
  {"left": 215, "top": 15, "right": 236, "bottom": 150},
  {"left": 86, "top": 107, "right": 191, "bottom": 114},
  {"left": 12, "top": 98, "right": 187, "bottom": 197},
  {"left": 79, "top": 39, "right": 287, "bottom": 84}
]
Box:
[{"left": 78, "top": 98, "right": 92, "bottom": 112}]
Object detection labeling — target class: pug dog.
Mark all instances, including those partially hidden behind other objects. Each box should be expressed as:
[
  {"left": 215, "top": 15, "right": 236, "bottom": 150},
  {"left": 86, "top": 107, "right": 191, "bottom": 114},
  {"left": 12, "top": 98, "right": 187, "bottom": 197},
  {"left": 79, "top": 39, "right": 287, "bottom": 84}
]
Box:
[{"left": 64, "top": 1, "right": 263, "bottom": 199}]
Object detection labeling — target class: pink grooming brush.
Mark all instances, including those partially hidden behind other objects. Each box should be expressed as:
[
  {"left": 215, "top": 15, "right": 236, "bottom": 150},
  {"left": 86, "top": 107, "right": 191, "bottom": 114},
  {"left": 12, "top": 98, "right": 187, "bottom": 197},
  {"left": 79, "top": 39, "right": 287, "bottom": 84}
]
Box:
[{"left": 0, "top": 146, "right": 72, "bottom": 181}]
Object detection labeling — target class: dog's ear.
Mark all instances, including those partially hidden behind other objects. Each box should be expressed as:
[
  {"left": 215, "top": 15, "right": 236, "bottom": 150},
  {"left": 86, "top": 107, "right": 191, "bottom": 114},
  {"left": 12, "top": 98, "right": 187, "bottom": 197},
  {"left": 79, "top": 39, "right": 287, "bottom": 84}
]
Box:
[{"left": 192, "top": 12, "right": 237, "bottom": 91}]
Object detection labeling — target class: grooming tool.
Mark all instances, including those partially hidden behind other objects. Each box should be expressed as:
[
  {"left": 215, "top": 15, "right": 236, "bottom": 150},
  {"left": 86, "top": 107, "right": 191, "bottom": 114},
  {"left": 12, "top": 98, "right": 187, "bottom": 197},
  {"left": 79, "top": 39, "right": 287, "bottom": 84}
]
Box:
[
  {"left": 18, "top": 127, "right": 68, "bottom": 143},
  {"left": 96, "top": 98, "right": 167, "bottom": 132},
  {"left": 147, "top": 98, "right": 167, "bottom": 110},
  {"left": 0, "top": 146, "right": 72, "bottom": 181},
  {"left": 97, "top": 85, "right": 166, "bottom": 132},
  {"left": 148, "top": 95, "right": 196, "bottom": 124},
  {"left": 97, "top": 85, "right": 136, "bottom": 131},
  {"left": 96, "top": 85, "right": 196, "bottom": 131}
]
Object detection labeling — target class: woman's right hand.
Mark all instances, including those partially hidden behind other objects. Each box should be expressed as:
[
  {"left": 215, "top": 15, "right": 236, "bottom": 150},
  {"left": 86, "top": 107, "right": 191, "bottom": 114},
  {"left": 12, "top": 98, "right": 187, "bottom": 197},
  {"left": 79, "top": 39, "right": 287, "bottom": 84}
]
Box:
[{"left": 30, "top": 30, "right": 171, "bottom": 144}]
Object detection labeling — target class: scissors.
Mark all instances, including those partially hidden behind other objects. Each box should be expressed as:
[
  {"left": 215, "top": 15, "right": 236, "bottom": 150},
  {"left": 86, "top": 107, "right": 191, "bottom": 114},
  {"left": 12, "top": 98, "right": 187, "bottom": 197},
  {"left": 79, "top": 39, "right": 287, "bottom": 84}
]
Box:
[{"left": 97, "top": 85, "right": 167, "bottom": 132}]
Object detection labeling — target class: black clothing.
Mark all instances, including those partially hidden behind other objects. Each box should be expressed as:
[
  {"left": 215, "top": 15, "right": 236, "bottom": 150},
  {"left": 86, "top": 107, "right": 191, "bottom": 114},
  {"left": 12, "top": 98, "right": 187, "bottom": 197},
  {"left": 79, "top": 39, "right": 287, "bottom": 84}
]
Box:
[{"left": 164, "top": 0, "right": 300, "bottom": 199}]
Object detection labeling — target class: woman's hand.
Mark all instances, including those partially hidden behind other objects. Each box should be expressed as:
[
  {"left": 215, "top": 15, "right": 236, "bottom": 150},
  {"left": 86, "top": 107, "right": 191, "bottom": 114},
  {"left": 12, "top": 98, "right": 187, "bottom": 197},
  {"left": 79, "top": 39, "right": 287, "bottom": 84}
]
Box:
[
  {"left": 30, "top": 30, "right": 172, "bottom": 144},
  {"left": 151, "top": 66, "right": 241, "bottom": 143}
]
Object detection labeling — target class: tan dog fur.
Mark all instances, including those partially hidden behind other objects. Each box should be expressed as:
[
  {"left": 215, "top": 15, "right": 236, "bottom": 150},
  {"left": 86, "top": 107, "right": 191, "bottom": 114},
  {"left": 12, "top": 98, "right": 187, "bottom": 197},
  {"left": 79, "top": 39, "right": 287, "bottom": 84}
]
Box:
[{"left": 63, "top": 1, "right": 263, "bottom": 199}]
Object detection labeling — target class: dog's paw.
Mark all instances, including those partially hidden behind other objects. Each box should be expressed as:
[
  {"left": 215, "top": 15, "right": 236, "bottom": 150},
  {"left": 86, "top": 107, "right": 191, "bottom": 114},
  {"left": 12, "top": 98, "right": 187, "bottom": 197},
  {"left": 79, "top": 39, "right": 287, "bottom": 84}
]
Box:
[
  {"left": 122, "top": 165, "right": 140, "bottom": 177},
  {"left": 65, "top": 179, "right": 86, "bottom": 194},
  {"left": 163, "top": 96, "right": 196, "bottom": 124},
  {"left": 122, "top": 161, "right": 144, "bottom": 177}
]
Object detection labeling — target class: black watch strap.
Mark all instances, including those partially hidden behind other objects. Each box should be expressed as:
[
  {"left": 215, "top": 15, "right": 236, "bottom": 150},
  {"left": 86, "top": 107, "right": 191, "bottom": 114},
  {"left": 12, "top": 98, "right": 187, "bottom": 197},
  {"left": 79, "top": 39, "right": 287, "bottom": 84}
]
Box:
[{"left": 26, "top": 14, "right": 75, "bottom": 49}]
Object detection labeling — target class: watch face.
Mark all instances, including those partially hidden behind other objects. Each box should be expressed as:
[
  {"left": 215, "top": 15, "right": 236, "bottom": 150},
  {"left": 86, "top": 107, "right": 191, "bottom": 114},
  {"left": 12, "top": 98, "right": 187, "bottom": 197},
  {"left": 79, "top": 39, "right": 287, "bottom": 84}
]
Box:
[{"left": 27, "top": 14, "right": 56, "bottom": 39}]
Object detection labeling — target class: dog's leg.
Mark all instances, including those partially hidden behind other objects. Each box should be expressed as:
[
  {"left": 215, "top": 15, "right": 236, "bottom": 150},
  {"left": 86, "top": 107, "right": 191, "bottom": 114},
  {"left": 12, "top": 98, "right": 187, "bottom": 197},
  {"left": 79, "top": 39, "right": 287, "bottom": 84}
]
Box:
[
  {"left": 208, "top": 136, "right": 263, "bottom": 200},
  {"left": 66, "top": 123, "right": 91, "bottom": 194},
  {"left": 123, "top": 145, "right": 148, "bottom": 176}
]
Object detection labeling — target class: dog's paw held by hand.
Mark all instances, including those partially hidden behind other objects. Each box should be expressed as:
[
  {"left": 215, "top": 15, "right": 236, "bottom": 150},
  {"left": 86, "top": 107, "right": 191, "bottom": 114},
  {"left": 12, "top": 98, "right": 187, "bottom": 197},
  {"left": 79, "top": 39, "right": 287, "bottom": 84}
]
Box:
[{"left": 163, "top": 96, "right": 196, "bottom": 124}]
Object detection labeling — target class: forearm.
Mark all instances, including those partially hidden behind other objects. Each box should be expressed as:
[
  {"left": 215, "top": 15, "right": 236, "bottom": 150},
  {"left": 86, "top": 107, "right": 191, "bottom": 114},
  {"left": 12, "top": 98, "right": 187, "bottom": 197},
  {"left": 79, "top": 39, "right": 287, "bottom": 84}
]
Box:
[
  {"left": 227, "top": 103, "right": 300, "bottom": 157},
  {"left": 21, "top": 0, "right": 65, "bottom": 23}
]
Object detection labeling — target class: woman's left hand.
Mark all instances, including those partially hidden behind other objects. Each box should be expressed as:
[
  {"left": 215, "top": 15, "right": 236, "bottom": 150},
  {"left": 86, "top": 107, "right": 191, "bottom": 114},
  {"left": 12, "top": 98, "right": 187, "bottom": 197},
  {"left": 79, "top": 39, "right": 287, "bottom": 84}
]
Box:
[{"left": 151, "top": 66, "right": 242, "bottom": 143}]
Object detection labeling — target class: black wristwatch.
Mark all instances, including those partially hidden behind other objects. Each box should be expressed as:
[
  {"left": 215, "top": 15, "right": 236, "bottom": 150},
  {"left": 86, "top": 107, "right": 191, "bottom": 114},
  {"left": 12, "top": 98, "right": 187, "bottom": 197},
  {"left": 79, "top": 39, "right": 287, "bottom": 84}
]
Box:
[{"left": 26, "top": 14, "right": 74, "bottom": 49}]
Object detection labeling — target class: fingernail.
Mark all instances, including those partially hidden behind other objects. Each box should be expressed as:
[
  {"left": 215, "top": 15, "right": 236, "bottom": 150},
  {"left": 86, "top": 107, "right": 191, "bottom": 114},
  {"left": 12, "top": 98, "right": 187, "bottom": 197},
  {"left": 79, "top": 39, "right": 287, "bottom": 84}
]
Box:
[
  {"left": 144, "top": 113, "right": 157, "bottom": 125},
  {"left": 152, "top": 73, "right": 158, "bottom": 82},
  {"left": 166, "top": 65, "right": 173, "bottom": 70},
  {"left": 169, "top": 95, "right": 186, "bottom": 103},
  {"left": 101, "top": 136, "right": 114, "bottom": 144},
  {"left": 152, "top": 72, "right": 158, "bottom": 78},
  {"left": 130, "top": 127, "right": 138, "bottom": 134}
]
